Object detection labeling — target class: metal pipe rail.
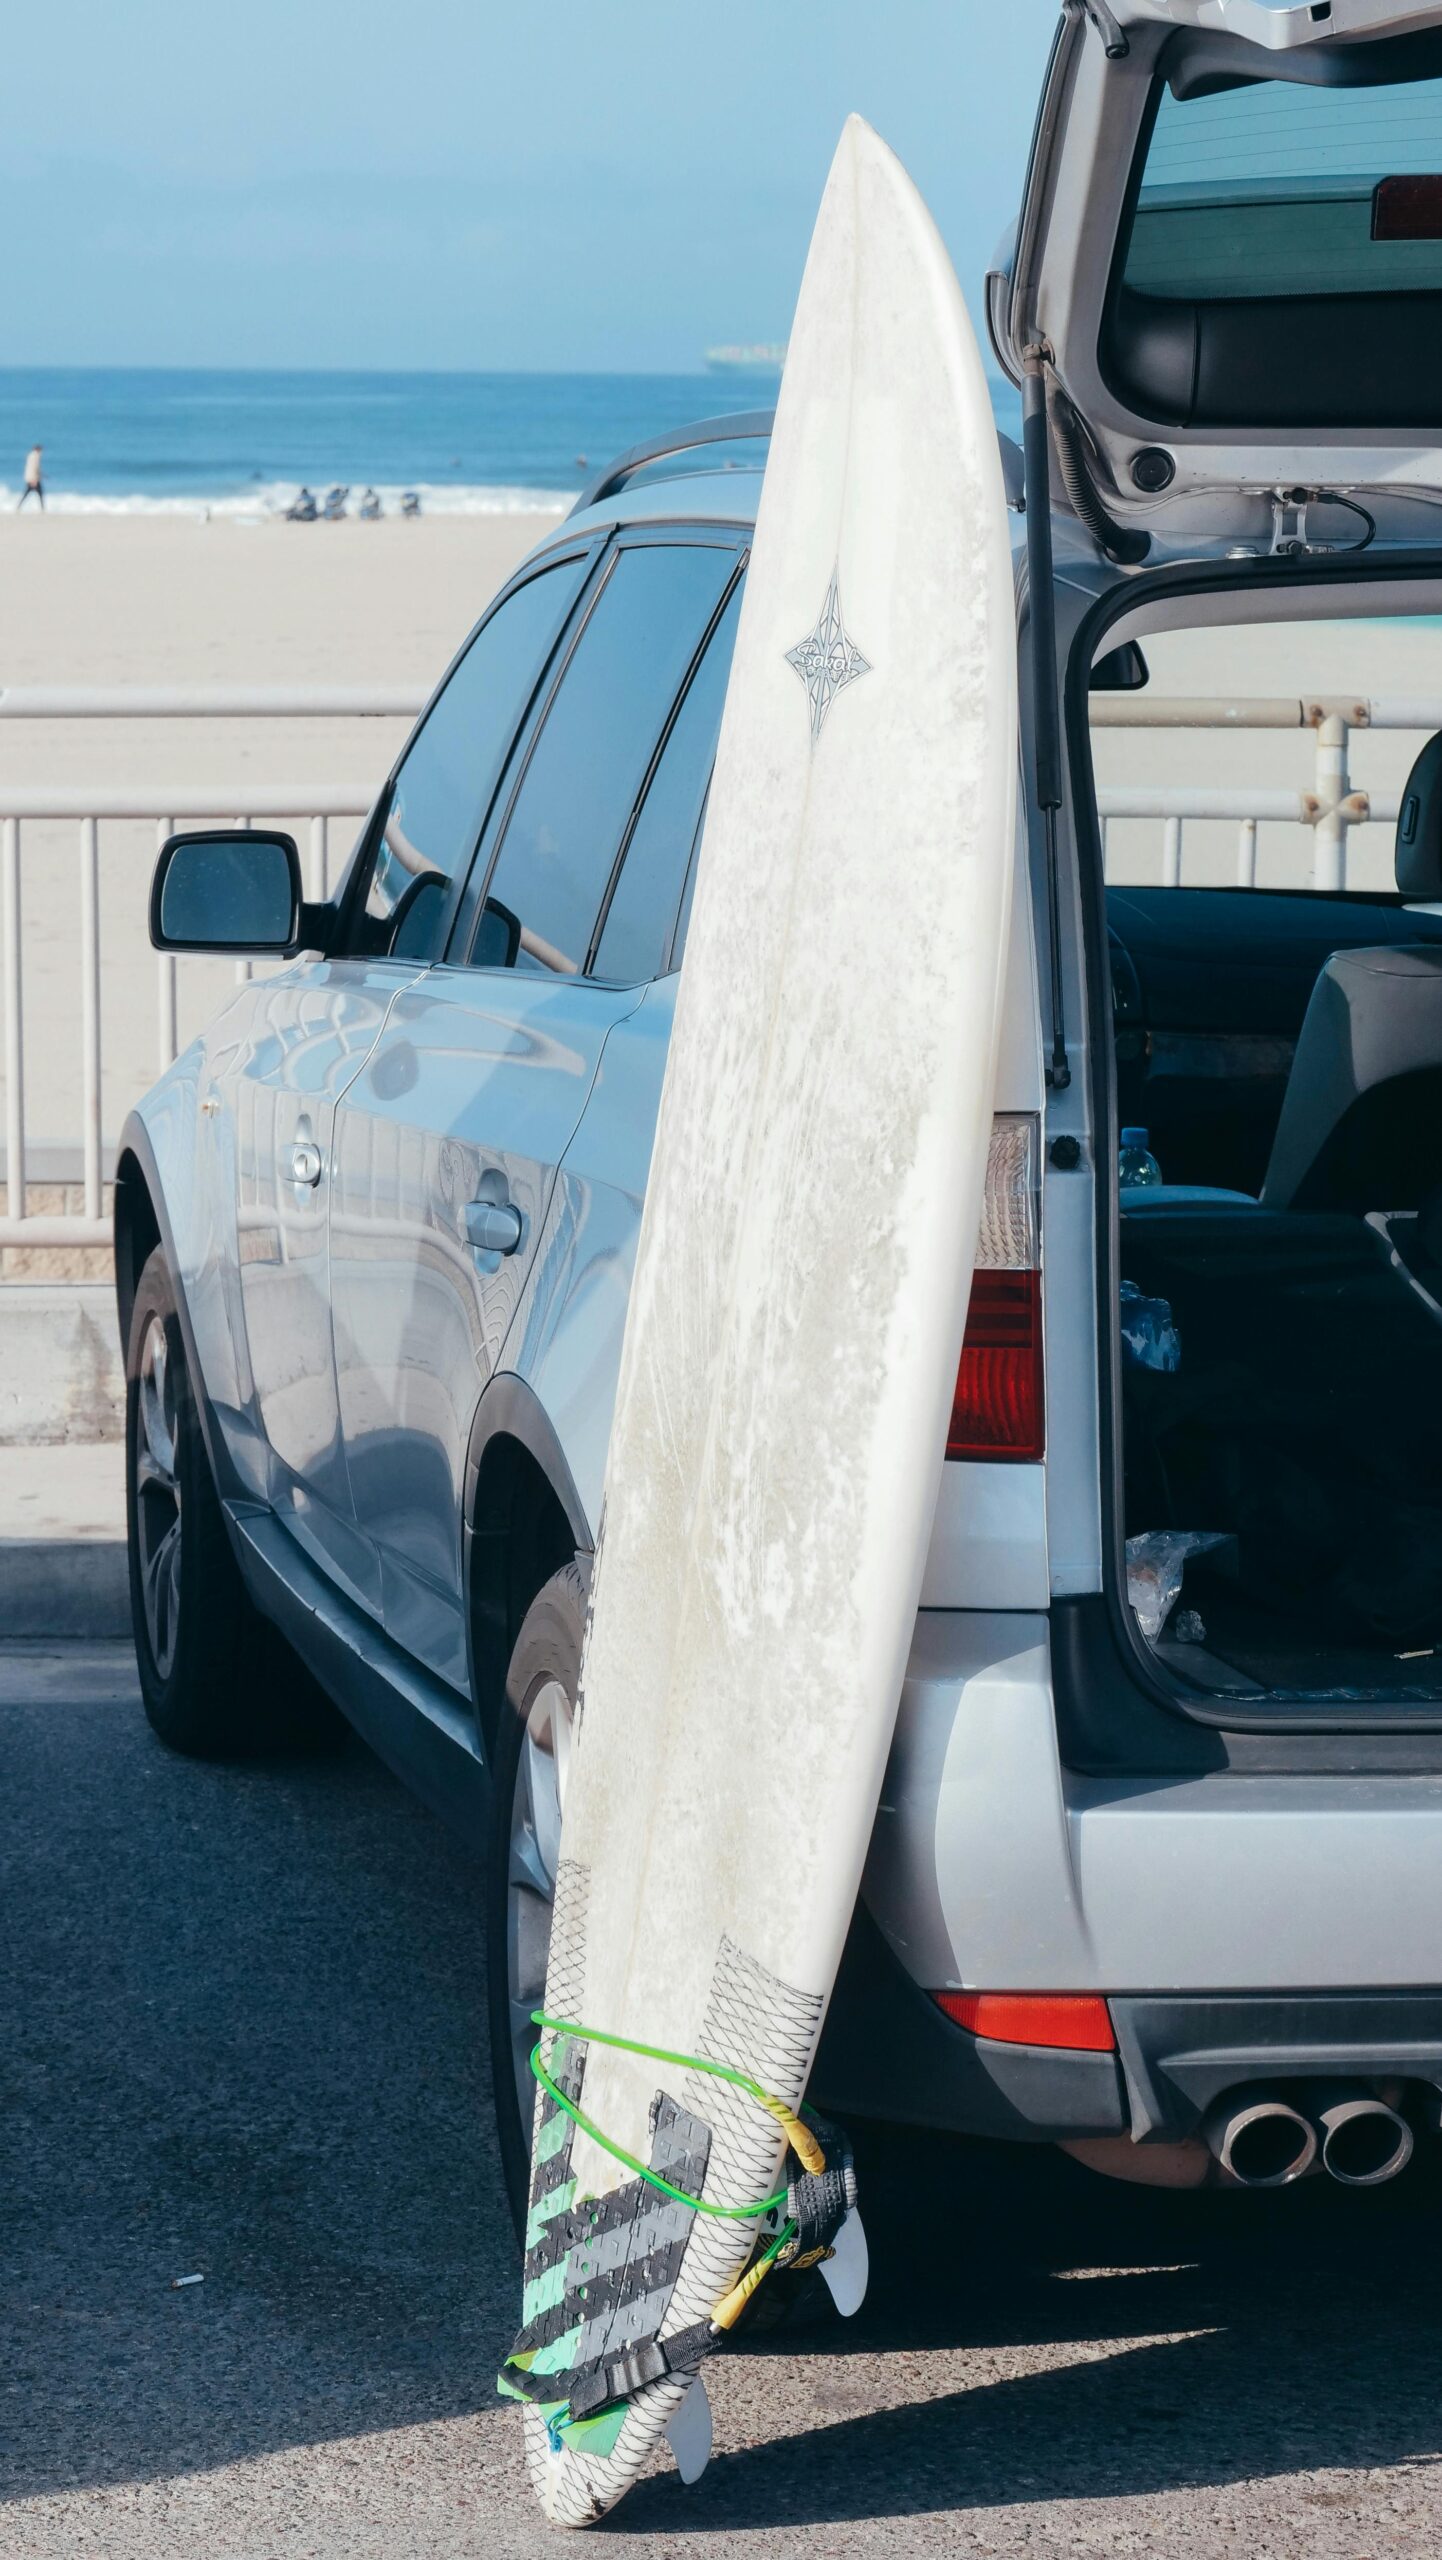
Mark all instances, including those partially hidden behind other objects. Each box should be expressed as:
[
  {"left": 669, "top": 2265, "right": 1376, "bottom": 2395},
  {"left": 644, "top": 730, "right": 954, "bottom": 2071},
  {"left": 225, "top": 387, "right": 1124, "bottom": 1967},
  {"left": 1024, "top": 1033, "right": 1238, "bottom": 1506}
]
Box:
[
  {"left": 0, "top": 685, "right": 426, "bottom": 719},
  {"left": 1092, "top": 694, "right": 1442, "bottom": 731},
  {"left": 1, "top": 785, "right": 371, "bottom": 821},
  {"left": 4, "top": 683, "right": 1440, "bottom": 1256},
  {"left": 1094, "top": 691, "right": 1436, "bottom": 892}
]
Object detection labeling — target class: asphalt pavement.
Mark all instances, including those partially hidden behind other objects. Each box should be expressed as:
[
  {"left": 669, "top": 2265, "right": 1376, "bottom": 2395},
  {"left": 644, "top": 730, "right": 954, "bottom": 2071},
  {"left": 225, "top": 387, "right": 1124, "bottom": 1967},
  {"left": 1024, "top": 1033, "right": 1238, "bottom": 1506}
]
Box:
[{"left": 6, "top": 1638, "right": 1442, "bottom": 2558}]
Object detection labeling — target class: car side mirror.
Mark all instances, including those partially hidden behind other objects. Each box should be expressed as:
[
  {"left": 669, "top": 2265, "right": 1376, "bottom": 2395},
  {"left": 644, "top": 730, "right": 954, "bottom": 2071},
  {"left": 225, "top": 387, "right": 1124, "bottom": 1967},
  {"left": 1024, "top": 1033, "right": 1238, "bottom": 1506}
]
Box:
[
  {"left": 388, "top": 867, "right": 450, "bottom": 959},
  {"left": 150, "top": 829, "right": 308, "bottom": 954},
  {"left": 473, "top": 894, "right": 523, "bottom": 969}
]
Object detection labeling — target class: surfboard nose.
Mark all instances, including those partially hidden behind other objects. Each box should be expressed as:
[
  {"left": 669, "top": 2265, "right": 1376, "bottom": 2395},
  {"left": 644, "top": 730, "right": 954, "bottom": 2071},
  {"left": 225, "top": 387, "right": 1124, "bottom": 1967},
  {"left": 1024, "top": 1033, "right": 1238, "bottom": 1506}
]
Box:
[{"left": 834, "top": 108, "right": 908, "bottom": 189}]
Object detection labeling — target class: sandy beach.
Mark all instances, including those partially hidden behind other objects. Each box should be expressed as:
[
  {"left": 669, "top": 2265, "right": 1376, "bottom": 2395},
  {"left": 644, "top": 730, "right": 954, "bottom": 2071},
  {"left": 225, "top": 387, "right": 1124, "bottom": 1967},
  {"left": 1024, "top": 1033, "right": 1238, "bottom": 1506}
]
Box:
[
  {"left": 0, "top": 512, "right": 556, "bottom": 1198},
  {"left": 2, "top": 508, "right": 1441, "bottom": 1228}
]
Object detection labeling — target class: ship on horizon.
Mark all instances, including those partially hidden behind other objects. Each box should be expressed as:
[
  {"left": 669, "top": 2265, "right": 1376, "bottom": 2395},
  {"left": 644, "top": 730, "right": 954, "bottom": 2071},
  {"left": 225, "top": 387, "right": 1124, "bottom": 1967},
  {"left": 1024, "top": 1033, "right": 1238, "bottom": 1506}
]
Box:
[{"left": 703, "top": 342, "right": 786, "bottom": 375}]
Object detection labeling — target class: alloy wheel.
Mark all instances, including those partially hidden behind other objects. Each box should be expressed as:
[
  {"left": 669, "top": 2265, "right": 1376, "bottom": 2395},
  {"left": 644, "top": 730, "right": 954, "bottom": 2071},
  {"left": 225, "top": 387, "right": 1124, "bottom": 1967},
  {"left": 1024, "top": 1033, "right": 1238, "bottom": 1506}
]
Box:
[
  {"left": 506, "top": 1674, "right": 573, "bottom": 2136},
  {"left": 135, "top": 1313, "right": 183, "bottom": 1679}
]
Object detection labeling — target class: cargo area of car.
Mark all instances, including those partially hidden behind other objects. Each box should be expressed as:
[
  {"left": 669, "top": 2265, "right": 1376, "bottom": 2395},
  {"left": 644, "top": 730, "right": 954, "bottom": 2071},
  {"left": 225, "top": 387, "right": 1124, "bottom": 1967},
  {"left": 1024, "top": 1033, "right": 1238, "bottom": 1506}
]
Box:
[
  {"left": 1088, "top": 591, "right": 1442, "bottom": 1713},
  {"left": 1118, "top": 1162, "right": 1442, "bottom": 1706}
]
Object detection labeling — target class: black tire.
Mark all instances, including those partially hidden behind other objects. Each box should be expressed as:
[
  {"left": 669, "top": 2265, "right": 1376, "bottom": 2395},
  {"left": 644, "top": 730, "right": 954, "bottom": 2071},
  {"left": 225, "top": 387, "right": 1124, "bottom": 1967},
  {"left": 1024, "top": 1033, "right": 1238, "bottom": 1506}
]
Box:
[
  {"left": 125, "top": 1243, "right": 341, "bottom": 1758},
  {"left": 486, "top": 1557, "right": 589, "bottom": 2241}
]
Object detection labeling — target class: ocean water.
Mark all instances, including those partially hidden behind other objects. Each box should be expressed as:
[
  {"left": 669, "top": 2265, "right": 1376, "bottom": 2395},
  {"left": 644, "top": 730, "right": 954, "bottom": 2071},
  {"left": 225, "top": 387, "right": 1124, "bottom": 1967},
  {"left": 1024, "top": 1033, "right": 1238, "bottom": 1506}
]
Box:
[{"left": 0, "top": 365, "right": 1023, "bottom": 518}]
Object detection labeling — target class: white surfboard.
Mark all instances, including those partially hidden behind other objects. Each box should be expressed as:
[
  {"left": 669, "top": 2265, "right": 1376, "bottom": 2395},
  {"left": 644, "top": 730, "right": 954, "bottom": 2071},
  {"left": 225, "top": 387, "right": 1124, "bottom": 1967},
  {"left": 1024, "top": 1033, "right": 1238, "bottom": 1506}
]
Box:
[{"left": 507, "top": 113, "right": 1016, "bottom": 2525}]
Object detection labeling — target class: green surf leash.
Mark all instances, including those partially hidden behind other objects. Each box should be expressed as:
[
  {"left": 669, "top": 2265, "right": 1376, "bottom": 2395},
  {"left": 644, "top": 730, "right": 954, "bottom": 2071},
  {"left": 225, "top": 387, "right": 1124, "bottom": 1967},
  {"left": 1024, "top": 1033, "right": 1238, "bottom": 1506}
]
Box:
[
  {"left": 503, "top": 2013, "right": 855, "bottom": 2436},
  {"left": 529, "top": 2007, "right": 825, "bottom": 2220}
]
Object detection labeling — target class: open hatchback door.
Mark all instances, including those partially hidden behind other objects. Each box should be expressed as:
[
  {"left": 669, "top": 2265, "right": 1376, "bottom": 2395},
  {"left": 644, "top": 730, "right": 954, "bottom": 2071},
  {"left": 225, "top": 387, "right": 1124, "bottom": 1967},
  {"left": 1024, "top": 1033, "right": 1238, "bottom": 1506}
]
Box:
[{"left": 994, "top": 0, "right": 1442, "bottom": 554}]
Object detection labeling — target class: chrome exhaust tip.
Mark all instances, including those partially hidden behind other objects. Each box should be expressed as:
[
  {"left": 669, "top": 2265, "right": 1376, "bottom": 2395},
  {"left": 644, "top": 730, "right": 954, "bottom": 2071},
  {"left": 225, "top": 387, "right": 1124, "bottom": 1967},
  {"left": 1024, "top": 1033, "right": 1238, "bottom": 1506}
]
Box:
[
  {"left": 1203, "top": 2090, "right": 1318, "bottom": 2188},
  {"left": 1313, "top": 2085, "right": 1414, "bottom": 2188}
]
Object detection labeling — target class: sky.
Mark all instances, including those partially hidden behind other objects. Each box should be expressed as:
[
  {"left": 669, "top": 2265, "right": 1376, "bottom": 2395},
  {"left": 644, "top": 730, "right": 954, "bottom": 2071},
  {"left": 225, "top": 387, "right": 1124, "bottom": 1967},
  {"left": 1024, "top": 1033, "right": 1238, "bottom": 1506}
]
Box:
[{"left": 0, "top": 0, "right": 1062, "bottom": 374}]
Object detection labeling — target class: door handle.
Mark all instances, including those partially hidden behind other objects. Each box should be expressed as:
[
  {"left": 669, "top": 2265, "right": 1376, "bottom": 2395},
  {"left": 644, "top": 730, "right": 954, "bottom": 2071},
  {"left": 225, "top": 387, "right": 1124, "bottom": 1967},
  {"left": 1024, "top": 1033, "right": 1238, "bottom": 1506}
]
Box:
[
  {"left": 288, "top": 1139, "right": 324, "bottom": 1188},
  {"left": 465, "top": 1198, "right": 523, "bottom": 1256}
]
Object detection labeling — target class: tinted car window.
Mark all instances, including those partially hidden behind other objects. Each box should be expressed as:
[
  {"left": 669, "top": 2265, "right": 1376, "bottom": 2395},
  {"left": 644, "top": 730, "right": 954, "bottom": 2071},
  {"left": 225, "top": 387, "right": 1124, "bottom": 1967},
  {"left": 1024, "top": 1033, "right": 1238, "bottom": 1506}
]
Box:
[
  {"left": 671, "top": 798, "right": 708, "bottom": 970},
  {"left": 475, "top": 542, "right": 737, "bottom": 976},
  {"left": 592, "top": 574, "right": 742, "bottom": 984},
  {"left": 1123, "top": 74, "right": 1442, "bottom": 303},
  {"left": 359, "top": 555, "right": 585, "bottom": 960}
]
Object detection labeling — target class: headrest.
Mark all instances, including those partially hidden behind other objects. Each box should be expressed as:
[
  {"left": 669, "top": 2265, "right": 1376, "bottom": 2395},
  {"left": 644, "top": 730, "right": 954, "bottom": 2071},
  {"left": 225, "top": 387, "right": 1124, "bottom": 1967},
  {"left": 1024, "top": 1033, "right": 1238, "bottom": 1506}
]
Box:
[
  {"left": 1396, "top": 729, "right": 1442, "bottom": 898},
  {"left": 1261, "top": 943, "right": 1442, "bottom": 1213}
]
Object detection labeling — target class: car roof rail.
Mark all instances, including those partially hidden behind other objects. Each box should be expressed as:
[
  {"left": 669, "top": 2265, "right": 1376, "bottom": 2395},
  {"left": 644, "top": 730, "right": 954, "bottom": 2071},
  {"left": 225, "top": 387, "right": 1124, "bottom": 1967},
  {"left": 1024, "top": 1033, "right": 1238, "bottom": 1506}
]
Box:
[{"left": 569, "top": 409, "right": 775, "bottom": 518}]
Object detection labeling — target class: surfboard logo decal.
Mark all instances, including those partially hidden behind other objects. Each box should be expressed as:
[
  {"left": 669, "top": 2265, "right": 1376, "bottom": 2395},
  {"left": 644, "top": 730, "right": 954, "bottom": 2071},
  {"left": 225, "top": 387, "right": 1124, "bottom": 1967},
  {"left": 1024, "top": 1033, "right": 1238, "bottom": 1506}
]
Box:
[{"left": 785, "top": 570, "right": 871, "bottom": 741}]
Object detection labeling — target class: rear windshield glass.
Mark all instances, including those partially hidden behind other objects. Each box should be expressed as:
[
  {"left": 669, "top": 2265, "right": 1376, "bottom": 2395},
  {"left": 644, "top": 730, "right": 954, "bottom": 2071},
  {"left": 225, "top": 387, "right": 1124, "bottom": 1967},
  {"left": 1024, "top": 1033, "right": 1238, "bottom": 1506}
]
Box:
[{"left": 1122, "top": 73, "right": 1442, "bottom": 301}]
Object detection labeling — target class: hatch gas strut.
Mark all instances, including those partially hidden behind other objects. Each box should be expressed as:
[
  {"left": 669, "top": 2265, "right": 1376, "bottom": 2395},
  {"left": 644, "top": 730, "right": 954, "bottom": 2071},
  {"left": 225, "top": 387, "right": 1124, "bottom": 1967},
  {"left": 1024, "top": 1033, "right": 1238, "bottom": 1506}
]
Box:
[{"left": 1021, "top": 346, "right": 1071, "bottom": 1093}]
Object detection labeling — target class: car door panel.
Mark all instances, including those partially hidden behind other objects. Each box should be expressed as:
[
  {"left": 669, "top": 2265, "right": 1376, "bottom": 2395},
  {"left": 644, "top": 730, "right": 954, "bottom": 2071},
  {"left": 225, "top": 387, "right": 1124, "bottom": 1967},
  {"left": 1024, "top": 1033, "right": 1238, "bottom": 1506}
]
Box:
[
  {"left": 231, "top": 958, "right": 416, "bottom": 1607},
  {"left": 329, "top": 971, "right": 642, "bottom": 1684},
  {"left": 503, "top": 977, "right": 674, "bottom": 1533}
]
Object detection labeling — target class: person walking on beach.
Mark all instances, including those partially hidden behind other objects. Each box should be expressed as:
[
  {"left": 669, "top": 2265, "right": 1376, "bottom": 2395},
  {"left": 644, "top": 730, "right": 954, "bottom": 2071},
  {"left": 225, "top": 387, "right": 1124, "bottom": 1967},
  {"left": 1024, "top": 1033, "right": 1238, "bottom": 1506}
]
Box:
[{"left": 17, "top": 444, "right": 43, "bottom": 510}]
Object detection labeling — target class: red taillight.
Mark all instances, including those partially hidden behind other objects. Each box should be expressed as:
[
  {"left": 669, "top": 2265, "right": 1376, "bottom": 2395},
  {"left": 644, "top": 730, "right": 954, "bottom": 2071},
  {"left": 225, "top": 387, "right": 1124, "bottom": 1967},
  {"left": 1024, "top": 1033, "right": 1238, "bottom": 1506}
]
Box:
[
  {"left": 933, "top": 1991, "right": 1116, "bottom": 2053},
  {"left": 947, "top": 1116, "right": 1043, "bottom": 1464},
  {"left": 947, "top": 1269, "right": 1043, "bottom": 1461}
]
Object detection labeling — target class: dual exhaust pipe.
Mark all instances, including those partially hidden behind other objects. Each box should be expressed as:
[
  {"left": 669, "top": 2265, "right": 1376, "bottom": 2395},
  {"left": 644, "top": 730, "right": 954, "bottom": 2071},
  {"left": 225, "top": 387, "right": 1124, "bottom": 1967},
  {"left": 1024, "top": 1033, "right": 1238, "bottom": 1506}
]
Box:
[{"left": 1205, "top": 2083, "right": 1414, "bottom": 2189}]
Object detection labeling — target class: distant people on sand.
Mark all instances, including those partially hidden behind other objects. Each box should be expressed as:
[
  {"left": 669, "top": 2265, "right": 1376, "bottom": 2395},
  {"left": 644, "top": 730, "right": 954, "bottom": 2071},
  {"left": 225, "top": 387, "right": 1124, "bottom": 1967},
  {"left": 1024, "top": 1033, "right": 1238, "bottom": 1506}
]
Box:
[
  {"left": 17, "top": 444, "right": 43, "bottom": 510},
  {"left": 283, "top": 482, "right": 417, "bottom": 522}
]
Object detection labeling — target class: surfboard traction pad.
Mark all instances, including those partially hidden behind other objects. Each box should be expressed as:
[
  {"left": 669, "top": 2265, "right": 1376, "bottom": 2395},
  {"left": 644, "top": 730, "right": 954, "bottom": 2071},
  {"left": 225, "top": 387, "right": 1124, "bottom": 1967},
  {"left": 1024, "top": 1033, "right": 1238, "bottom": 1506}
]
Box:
[{"left": 501, "top": 1858, "right": 826, "bottom": 2524}]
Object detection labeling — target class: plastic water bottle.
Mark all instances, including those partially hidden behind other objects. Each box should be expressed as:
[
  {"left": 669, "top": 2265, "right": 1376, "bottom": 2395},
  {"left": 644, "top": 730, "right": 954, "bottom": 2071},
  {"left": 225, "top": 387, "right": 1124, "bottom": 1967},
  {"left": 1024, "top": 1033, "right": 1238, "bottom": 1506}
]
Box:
[
  {"left": 1118, "top": 1125, "right": 1163, "bottom": 1190},
  {"left": 1119, "top": 1278, "right": 1181, "bottom": 1373}
]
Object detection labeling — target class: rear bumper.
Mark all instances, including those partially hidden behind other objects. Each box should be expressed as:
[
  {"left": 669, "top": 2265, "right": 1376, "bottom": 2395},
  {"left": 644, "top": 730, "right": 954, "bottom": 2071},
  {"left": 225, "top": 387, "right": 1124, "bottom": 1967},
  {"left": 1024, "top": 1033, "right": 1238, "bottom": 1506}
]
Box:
[
  {"left": 812, "top": 1904, "right": 1126, "bottom": 2141},
  {"left": 814, "top": 1925, "right": 1442, "bottom": 2142},
  {"left": 821, "top": 1604, "right": 1442, "bottom": 2141},
  {"left": 1111, "top": 1992, "right": 1442, "bottom": 2138},
  {"left": 867, "top": 1609, "right": 1442, "bottom": 1996}
]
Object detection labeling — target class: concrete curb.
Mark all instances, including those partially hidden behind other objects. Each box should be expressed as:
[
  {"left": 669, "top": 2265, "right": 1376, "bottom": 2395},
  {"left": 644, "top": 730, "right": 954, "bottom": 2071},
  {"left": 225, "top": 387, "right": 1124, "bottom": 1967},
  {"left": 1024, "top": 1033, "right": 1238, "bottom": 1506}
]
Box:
[{"left": 0, "top": 1540, "right": 130, "bottom": 1639}]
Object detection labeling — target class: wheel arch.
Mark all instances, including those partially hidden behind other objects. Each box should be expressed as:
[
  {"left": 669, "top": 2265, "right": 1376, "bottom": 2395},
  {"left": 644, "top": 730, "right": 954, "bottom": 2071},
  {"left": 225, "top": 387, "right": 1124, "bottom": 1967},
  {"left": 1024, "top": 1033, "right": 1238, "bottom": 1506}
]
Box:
[
  {"left": 112, "top": 1112, "right": 243, "bottom": 1512},
  {"left": 113, "top": 1141, "right": 163, "bottom": 1354},
  {"left": 464, "top": 1372, "right": 592, "bottom": 1761}
]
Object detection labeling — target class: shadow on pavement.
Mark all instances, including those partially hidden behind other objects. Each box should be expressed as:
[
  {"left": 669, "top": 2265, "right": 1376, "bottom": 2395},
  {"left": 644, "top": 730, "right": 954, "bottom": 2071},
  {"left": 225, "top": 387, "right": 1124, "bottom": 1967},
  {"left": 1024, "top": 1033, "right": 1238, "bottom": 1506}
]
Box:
[
  {"left": 620, "top": 2121, "right": 1442, "bottom": 2531},
  {"left": 3, "top": 1644, "right": 506, "bottom": 2504},
  {"left": 7, "top": 1642, "right": 1442, "bottom": 2537}
]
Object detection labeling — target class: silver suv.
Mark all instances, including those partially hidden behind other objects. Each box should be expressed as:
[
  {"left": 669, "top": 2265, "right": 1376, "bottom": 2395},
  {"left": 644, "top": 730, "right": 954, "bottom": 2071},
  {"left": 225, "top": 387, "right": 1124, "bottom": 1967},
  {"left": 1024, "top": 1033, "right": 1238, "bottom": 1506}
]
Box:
[{"left": 120, "top": 2, "right": 1442, "bottom": 2212}]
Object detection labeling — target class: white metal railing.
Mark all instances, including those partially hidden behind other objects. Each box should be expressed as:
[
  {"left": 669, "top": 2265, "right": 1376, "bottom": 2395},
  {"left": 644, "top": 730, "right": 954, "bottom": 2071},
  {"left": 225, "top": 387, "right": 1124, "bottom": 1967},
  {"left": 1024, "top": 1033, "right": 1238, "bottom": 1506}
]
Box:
[
  {"left": 3, "top": 684, "right": 1438, "bottom": 1255},
  {"left": 0, "top": 684, "right": 427, "bottom": 720},
  {"left": 0, "top": 687, "right": 422, "bottom": 1250},
  {"left": 1093, "top": 692, "right": 1439, "bottom": 892}
]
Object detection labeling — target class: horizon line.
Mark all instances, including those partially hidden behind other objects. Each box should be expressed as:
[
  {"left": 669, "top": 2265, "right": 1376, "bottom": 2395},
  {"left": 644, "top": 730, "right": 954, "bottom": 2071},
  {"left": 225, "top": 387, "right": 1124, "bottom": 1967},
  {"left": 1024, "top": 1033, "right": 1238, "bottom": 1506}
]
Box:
[{"left": 0, "top": 357, "right": 1012, "bottom": 386}]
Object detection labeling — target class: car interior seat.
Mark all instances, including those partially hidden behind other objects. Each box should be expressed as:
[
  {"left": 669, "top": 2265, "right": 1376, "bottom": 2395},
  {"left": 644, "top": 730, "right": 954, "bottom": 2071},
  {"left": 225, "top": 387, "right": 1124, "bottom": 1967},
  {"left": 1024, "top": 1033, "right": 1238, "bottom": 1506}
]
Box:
[
  {"left": 1127, "top": 728, "right": 1442, "bottom": 1222},
  {"left": 1258, "top": 942, "right": 1442, "bottom": 1214},
  {"left": 1258, "top": 728, "right": 1442, "bottom": 1215}
]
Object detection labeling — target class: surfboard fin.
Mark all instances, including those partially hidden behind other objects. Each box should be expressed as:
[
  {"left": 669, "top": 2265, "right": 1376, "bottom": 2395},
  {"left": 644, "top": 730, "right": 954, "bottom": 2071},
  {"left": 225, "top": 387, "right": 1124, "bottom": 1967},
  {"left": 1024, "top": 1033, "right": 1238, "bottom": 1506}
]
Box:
[
  {"left": 665, "top": 2376, "right": 713, "bottom": 2485},
  {"left": 817, "top": 2205, "right": 869, "bottom": 2317},
  {"left": 714, "top": 2112, "right": 866, "bottom": 2325}
]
